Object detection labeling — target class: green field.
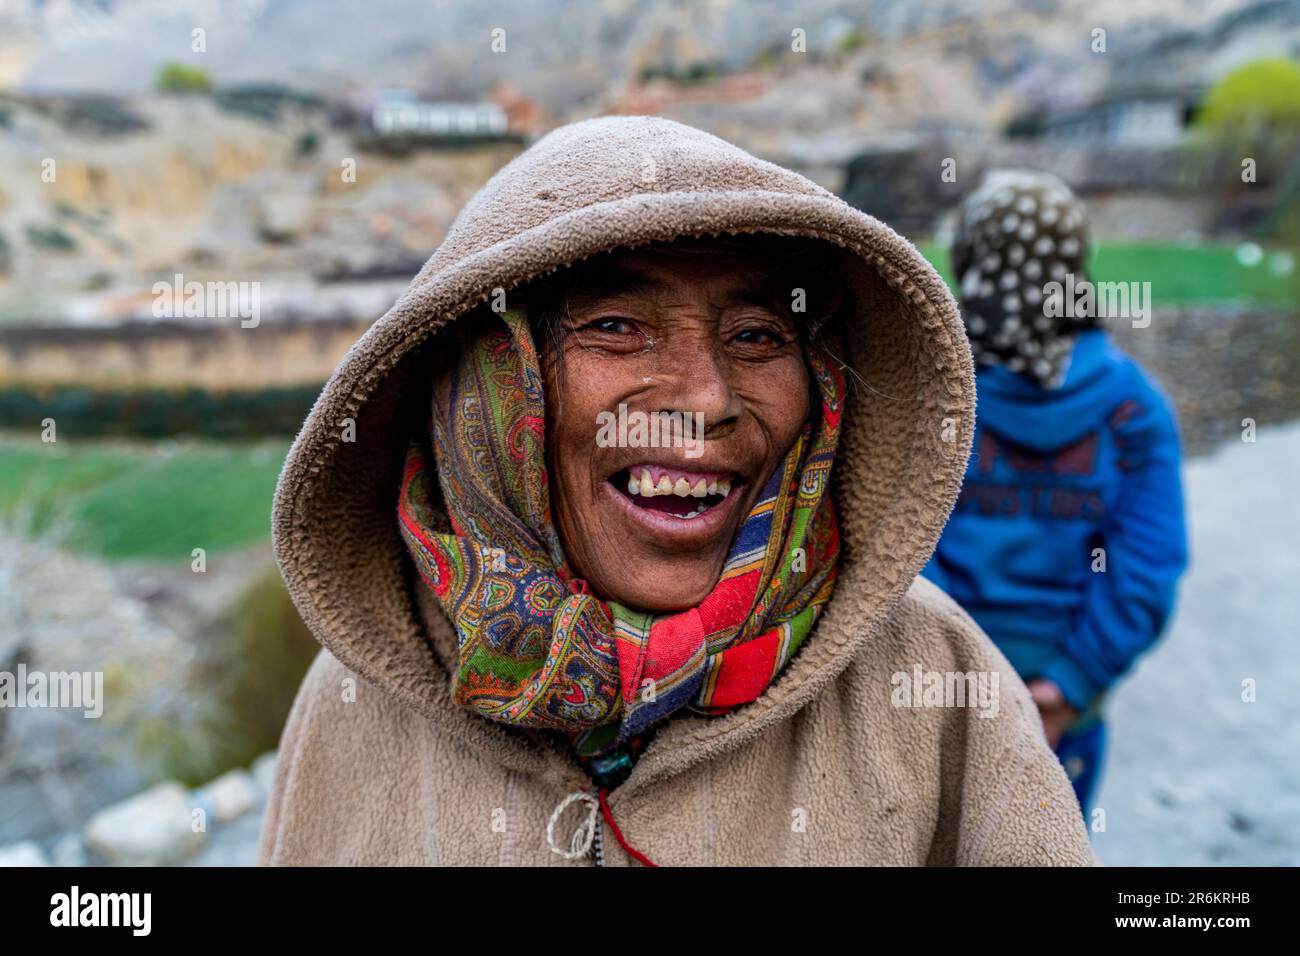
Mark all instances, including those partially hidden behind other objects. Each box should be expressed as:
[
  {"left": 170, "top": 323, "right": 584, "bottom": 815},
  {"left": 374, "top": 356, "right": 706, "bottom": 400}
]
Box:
[
  {"left": 0, "top": 439, "right": 289, "bottom": 561},
  {"left": 918, "top": 241, "right": 1299, "bottom": 305}
]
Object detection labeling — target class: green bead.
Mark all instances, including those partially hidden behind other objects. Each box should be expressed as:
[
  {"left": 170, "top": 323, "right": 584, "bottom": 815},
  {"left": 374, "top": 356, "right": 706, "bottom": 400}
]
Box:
[{"left": 589, "top": 748, "right": 634, "bottom": 789}]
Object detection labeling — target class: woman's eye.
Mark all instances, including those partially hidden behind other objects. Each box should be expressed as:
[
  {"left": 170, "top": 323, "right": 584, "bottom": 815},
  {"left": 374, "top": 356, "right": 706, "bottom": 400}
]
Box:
[
  {"left": 564, "top": 316, "right": 651, "bottom": 353},
  {"left": 583, "top": 317, "right": 633, "bottom": 335},
  {"left": 732, "top": 328, "right": 781, "bottom": 346}
]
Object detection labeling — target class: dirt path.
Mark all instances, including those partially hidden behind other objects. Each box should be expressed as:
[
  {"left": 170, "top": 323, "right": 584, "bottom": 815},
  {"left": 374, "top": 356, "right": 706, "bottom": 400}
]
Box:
[{"left": 1092, "top": 422, "right": 1300, "bottom": 865}]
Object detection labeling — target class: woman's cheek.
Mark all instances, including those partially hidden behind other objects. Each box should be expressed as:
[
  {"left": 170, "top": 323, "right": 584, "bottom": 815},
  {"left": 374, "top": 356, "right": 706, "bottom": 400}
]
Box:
[{"left": 748, "top": 359, "right": 809, "bottom": 438}]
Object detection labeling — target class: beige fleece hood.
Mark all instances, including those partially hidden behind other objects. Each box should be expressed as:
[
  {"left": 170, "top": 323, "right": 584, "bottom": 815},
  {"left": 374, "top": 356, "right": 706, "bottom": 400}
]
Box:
[{"left": 272, "top": 114, "right": 973, "bottom": 779}]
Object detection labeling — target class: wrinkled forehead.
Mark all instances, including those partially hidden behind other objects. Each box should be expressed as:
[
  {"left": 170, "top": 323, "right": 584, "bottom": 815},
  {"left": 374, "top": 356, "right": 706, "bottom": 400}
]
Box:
[
  {"left": 570, "top": 258, "right": 787, "bottom": 313},
  {"left": 526, "top": 236, "right": 843, "bottom": 320}
]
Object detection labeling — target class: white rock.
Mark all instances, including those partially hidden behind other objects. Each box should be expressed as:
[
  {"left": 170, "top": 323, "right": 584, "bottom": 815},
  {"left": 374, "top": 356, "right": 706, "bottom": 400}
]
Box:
[
  {"left": 83, "top": 781, "right": 205, "bottom": 866},
  {"left": 50, "top": 833, "right": 87, "bottom": 867},
  {"left": 0, "top": 841, "right": 49, "bottom": 866},
  {"left": 198, "top": 769, "right": 259, "bottom": 823},
  {"left": 256, "top": 193, "right": 313, "bottom": 242}
]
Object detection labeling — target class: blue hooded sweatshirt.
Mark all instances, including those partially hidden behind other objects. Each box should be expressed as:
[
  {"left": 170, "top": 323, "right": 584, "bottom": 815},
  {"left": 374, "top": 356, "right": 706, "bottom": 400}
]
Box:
[{"left": 921, "top": 329, "right": 1189, "bottom": 712}]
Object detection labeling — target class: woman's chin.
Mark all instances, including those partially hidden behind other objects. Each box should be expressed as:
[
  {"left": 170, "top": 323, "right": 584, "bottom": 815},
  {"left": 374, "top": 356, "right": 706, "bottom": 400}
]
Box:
[
  {"left": 579, "top": 541, "right": 733, "bottom": 608},
  {"left": 595, "top": 571, "right": 719, "bottom": 614}
]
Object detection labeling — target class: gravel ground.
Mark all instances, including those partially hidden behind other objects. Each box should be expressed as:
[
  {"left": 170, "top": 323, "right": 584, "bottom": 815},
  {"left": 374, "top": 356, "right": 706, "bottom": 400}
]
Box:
[
  {"left": 1092, "top": 421, "right": 1300, "bottom": 866},
  {"left": 184, "top": 801, "right": 268, "bottom": 867}
]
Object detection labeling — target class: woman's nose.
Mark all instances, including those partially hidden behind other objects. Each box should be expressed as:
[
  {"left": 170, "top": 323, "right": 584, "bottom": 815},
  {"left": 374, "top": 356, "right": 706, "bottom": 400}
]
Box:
[{"left": 659, "top": 344, "right": 743, "bottom": 431}]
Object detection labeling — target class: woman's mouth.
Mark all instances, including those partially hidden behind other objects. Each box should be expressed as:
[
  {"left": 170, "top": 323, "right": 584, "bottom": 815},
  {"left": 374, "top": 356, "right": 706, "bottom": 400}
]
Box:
[
  {"left": 611, "top": 465, "right": 734, "bottom": 520},
  {"left": 590, "top": 461, "right": 752, "bottom": 596},
  {"left": 600, "top": 460, "right": 749, "bottom": 549}
]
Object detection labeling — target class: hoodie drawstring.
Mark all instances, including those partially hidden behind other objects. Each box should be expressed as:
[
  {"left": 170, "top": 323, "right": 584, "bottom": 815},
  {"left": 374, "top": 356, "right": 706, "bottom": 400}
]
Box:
[
  {"left": 546, "top": 791, "right": 598, "bottom": 860},
  {"left": 597, "top": 788, "right": 657, "bottom": 867},
  {"left": 545, "top": 789, "right": 657, "bottom": 867}
]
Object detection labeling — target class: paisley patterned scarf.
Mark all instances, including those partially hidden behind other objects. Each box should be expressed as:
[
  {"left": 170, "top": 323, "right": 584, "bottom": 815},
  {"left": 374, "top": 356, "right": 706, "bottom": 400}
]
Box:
[{"left": 398, "top": 304, "right": 843, "bottom": 756}]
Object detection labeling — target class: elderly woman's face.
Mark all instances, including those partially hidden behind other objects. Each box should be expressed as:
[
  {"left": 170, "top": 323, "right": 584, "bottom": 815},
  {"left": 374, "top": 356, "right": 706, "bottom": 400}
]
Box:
[{"left": 539, "top": 246, "right": 811, "bottom": 612}]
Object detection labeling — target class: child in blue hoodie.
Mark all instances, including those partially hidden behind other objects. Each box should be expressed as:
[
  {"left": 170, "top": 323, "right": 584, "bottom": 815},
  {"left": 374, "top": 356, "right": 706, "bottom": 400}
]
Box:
[{"left": 922, "top": 171, "right": 1189, "bottom": 819}]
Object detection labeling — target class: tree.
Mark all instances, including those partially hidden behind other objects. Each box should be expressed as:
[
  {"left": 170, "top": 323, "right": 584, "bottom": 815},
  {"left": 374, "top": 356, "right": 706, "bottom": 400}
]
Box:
[
  {"left": 155, "top": 62, "right": 213, "bottom": 95},
  {"left": 1194, "top": 57, "right": 1300, "bottom": 170}
]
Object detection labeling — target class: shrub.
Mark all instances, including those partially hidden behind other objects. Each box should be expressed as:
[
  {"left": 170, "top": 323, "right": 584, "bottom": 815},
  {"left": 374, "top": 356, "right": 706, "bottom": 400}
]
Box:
[
  {"left": 25, "top": 223, "right": 77, "bottom": 252},
  {"left": 1197, "top": 57, "right": 1300, "bottom": 136},
  {"left": 155, "top": 62, "right": 213, "bottom": 95},
  {"left": 137, "top": 565, "right": 317, "bottom": 786}
]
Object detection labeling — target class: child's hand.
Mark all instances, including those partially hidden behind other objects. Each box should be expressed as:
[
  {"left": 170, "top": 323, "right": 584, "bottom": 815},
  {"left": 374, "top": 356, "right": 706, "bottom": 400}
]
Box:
[{"left": 1026, "top": 679, "right": 1080, "bottom": 749}]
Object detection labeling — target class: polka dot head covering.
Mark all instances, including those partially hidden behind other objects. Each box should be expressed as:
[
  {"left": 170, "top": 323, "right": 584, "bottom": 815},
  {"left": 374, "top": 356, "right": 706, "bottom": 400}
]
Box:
[{"left": 951, "top": 170, "right": 1094, "bottom": 389}]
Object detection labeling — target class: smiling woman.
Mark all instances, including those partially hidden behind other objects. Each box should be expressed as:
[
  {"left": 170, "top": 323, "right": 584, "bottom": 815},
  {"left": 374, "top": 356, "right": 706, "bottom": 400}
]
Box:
[
  {"left": 394, "top": 236, "right": 846, "bottom": 761},
  {"left": 259, "top": 116, "right": 1098, "bottom": 867},
  {"left": 520, "top": 235, "right": 842, "bottom": 612}
]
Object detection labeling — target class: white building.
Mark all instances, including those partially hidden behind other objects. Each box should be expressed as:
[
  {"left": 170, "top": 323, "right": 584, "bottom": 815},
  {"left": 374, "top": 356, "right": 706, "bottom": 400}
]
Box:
[{"left": 371, "top": 90, "right": 508, "bottom": 137}]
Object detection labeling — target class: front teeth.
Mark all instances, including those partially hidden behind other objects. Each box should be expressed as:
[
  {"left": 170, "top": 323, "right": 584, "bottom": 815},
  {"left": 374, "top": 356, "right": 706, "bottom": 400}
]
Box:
[{"left": 629, "top": 469, "right": 732, "bottom": 500}]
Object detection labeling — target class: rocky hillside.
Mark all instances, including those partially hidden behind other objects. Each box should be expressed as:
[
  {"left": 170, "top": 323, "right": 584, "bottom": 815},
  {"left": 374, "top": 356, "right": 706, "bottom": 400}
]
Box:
[
  {"left": 0, "top": 92, "right": 517, "bottom": 322},
  {"left": 1, "top": 0, "right": 1287, "bottom": 120}
]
